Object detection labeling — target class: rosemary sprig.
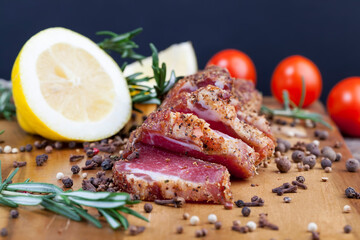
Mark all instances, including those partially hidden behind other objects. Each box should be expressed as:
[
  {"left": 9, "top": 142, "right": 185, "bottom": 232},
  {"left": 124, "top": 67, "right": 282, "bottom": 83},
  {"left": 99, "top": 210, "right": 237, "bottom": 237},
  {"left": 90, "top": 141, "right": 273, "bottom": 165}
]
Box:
[
  {"left": 0, "top": 83, "right": 16, "bottom": 120},
  {"left": 261, "top": 77, "right": 331, "bottom": 129},
  {"left": 0, "top": 161, "right": 147, "bottom": 230},
  {"left": 97, "top": 28, "right": 145, "bottom": 68}
]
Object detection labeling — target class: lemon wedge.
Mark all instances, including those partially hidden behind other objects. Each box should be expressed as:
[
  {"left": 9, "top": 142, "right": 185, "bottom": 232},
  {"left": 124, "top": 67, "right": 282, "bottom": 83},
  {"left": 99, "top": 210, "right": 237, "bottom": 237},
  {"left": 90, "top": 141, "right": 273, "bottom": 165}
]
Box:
[
  {"left": 11, "top": 27, "right": 132, "bottom": 141},
  {"left": 123, "top": 41, "right": 198, "bottom": 87}
]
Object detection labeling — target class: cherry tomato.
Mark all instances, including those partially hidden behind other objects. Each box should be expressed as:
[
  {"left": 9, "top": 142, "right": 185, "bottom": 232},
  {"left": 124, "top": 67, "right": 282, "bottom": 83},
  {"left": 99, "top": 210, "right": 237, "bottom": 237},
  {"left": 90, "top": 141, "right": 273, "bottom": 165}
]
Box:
[
  {"left": 327, "top": 77, "right": 360, "bottom": 137},
  {"left": 271, "top": 55, "right": 322, "bottom": 108},
  {"left": 206, "top": 49, "right": 257, "bottom": 85}
]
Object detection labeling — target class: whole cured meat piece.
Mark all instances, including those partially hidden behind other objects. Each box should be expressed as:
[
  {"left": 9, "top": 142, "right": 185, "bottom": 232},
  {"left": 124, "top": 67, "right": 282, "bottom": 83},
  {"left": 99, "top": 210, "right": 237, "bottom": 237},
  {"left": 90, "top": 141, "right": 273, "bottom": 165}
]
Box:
[
  {"left": 123, "top": 109, "right": 259, "bottom": 178},
  {"left": 163, "top": 85, "right": 275, "bottom": 163},
  {"left": 113, "top": 144, "right": 233, "bottom": 204}
]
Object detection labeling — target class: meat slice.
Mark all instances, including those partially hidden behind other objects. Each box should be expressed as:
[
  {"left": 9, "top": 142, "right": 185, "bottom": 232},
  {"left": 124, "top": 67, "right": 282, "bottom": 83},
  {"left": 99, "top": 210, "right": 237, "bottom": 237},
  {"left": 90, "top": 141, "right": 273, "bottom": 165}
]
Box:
[
  {"left": 162, "top": 66, "right": 273, "bottom": 138},
  {"left": 124, "top": 109, "right": 259, "bottom": 178},
  {"left": 162, "top": 85, "right": 275, "bottom": 163},
  {"left": 113, "top": 144, "right": 233, "bottom": 204}
]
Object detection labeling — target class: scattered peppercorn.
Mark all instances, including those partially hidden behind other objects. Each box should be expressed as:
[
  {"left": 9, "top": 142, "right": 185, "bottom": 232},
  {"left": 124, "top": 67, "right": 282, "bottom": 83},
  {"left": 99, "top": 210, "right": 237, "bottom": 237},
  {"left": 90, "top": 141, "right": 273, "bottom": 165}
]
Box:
[
  {"left": 275, "top": 157, "right": 291, "bottom": 173},
  {"left": 242, "top": 207, "right": 251, "bottom": 217},
  {"left": 54, "top": 141, "right": 63, "bottom": 149},
  {"left": 62, "top": 177, "right": 73, "bottom": 188},
  {"left": 324, "top": 167, "right": 332, "bottom": 173},
  {"left": 10, "top": 209, "right": 19, "bottom": 218},
  {"left": 335, "top": 153, "right": 342, "bottom": 162},
  {"left": 304, "top": 164, "right": 310, "bottom": 171},
  {"left": 101, "top": 158, "right": 113, "bottom": 170},
  {"left": 345, "top": 187, "right": 358, "bottom": 198},
  {"left": 0, "top": 228, "right": 8, "bottom": 237},
  {"left": 144, "top": 203, "right": 153, "bottom": 213},
  {"left": 13, "top": 161, "right": 27, "bottom": 168},
  {"left": 277, "top": 138, "right": 291, "bottom": 152},
  {"left": 35, "top": 154, "right": 48, "bottom": 166},
  {"left": 71, "top": 165, "right": 80, "bottom": 174},
  {"left": 321, "top": 177, "right": 328, "bottom": 182},
  {"left": 215, "top": 221, "right": 222, "bottom": 230},
  {"left": 321, "top": 158, "right": 332, "bottom": 169},
  {"left": 346, "top": 158, "right": 359, "bottom": 172},
  {"left": 25, "top": 144, "right": 33, "bottom": 152},
  {"left": 292, "top": 150, "right": 305, "bottom": 163},
  {"left": 303, "top": 155, "right": 316, "bottom": 169},
  {"left": 129, "top": 225, "right": 145, "bottom": 236},
  {"left": 233, "top": 220, "right": 241, "bottom": 226},
  {"left": 283, "top": 197, "right": 291, "bottom": 203},
  {"left": 296, "top": 176, "right": 305, "bottom": 183},
  {"left": 68, "top": 141, "right": 77, "bottom": 149},
  {"left": 86, "top": 149, "right": 95, "bottom": 157},
  {"left": 224, "top": 202, "right": 233, "bottom": 210},
  {"left": 275, "top": 143, "right": 286, "bottom": 153},
  {"left": 344, "top": 225, "right": 352, "bottom": 233},
  {"left": 19, "top": 146, "right": 25, "bottom": 152},
  {"left": 315, "top": 130, "right": 329, "bottom": 140},
  {"left": 176, "top": 226, "right": 183, "bottom": 234},
  {"left": 306, "top": 143, "right": 321, "bottom": 157},
  {"left": 183, "top": 213, "right": 190, "bottom": 220},
  {"left": 321, "top": 146, "right": 336, "bottom": 162},
  {"left": 195, "top": 230, "right": 203, "bottom": 238},
  {"left": 44, "top": 145, "right": 53, "bottom": 153}
]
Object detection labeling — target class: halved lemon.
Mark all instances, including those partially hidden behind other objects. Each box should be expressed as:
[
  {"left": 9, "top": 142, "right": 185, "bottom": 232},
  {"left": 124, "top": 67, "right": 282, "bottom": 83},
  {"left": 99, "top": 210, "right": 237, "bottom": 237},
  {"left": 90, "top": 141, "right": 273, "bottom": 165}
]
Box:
[
  {"left": 123, "top": 41, "right": 198, "bottom": 87},
  {"left": 11, "top": 27, "right": 132, "bottom": 141}
]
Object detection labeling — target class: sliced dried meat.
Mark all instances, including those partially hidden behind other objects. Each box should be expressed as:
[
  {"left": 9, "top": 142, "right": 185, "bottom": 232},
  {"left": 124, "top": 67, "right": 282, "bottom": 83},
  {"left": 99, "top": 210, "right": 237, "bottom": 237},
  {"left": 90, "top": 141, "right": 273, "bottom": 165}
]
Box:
[
  {"left": 113, "top": 144, "right": 232, "bottom": 204},
  {"left": 124, "top": 109, "right": 258, "bottom": 178},
  {"left": 163, "top": 85, "right": 274, "bottom": 162}
]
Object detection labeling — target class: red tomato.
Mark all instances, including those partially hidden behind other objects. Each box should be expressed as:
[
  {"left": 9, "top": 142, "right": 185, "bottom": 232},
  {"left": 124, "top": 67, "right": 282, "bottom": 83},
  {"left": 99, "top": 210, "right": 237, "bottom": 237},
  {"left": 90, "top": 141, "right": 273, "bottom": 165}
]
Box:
[
  {"left": 271, "top": 55, "right": 322, "bottom": 108},
  {"left": 206, "top": 49, "right": 257, "bottom": 85},
  {"left": 327, "top": 77, "right": 360, "bottom": 137}
]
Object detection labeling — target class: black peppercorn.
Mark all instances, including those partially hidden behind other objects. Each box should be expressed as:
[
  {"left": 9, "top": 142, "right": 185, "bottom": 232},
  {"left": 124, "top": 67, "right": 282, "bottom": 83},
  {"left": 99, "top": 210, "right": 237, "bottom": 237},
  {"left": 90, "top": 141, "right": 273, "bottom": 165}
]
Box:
[
  {"left": 344, "top": 225, "right": 352, "bottom": 233},
  {"left": 19, "top": 146, "right": 25, "bottom": 152},
  {"left": 346, "top": 159, "right": 359, "bottom": 172},
  {"left": 345, "top": 187, "right": 357, "bottom": 198},
  {"left": 335, "top": 153, "right": 342, "bottom": 162},
  {"left": 296, "top": 176, "right": 305, "bottom": 183},
  {"left": 25, "top": 144, "right": 33, "bottom": 152},
  {"left": 215, "top": 221, "right": 222, "bottom": 230},
  {"left": 235, "top": 200, "right": 245, "bottom": 208},
  {"left": 0, "top": 228, "right": 8, "bottom": 237},
  {"left": 144, "top": 203, "right": 153, "bottom": 213},
  {"left": 10, "top": 209, "right": 19, "bottom": 218},
  {"left": 68, "top": 141, "right": 77, "bottom": 149},
  {"left": 101, "top": 159, "right": 113, "bottom": 170},
  {"left": 241, "top": 207, "right": 251, "bottom": 217},
  {"left": 292, "top": 150, "right": 305, "bottom": 163},
  {"left": 321, "top": 158, "right": 332, "bottom": 169},
  {"left": 277, "top": 138, "right": 291, "bottom": 152},
  {"left": 71, "top": 165, "right": 80, "bottom": 174},
  {"left": 62, "top": 177, "right": 73, "bottom": 188},
  {"left": 35, "top": 154, "right": 48, "bottom": 166},
  {"left": 176, "top": 226, "right": 183, "bottom": 234},
  {"left": 275, "top": 143, "right": 286, "bottom": 153},
  {"left": 85, "top": 160, "right": 93, "bottom": 166},
  {"left": 86, "top": 149, "right": 95, "bottom": 157}
]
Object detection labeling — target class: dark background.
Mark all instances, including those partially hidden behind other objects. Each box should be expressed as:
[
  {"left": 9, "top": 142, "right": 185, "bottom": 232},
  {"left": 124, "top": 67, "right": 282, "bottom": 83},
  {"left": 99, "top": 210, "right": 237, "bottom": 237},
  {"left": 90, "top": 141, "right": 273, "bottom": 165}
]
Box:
[{"left": 1, "top": 0, "right": 360, "bottom": 103}]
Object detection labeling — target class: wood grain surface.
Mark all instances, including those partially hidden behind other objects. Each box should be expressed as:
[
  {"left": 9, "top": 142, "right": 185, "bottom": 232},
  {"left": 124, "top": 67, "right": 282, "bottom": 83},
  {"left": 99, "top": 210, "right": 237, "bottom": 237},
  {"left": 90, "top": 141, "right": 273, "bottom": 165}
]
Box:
[{"left": 0, "top": 97, "right": 359, "bottom": 240}]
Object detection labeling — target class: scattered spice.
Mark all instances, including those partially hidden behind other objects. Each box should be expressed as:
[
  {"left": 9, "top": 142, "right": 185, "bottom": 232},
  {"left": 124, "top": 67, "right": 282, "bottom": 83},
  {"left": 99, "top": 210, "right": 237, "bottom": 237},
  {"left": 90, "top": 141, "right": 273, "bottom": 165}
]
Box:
[
  {"left": 224, "top": 202, "right": 233, "bottom": 210},
  {"left": 345, "top": 187, "right": 359, "bottom": 199},
  {"left": 242, "top": 207, "right": 251, "bottom": 217},
  {"left": 215, "top": 221, "right": 222, "bottom": 230},
  {"left": 232, "top": 225, "right": 249, "bottom": 233},
  {"left": 71, "top": 165, "right": 80, "bottom": 174},
  {"left": 335, "top": 153, "right": 342, "bottom": 162},
  {"left": 343, "top": 205, "right": 351, "bottom": 213},
  {"left": 10, "top": 209, "right": 19, "bottom": 218},
  {"left": 56, "top": 172, "right": 64, "bottom": 180},
  {"left": 129, "top": 225, "right": 145, "bottom": 236},
  {"left": 306, "top": 143, "right": 321, "bottom": 157},
  {"left": 334, "top": 141, "right": 343, "bottom": 148},
  {"left": 283, "top": 197, "right": 291, "bottom": 203},
  {"left": 321, "top": 177, "right": 328, "bottom": 182},
  {"left": 35, "top": 154, "right": 48, "bottom": 166},
  {"left": 62, "top": 177, "right": 73, "bottom": 188},
  {"left": 292, "top": 150, "right": 305, "bottom": 163},
  {"left": 246, "top": 221, "right": 257, "bottom": 231},
  {"left": 258, "top": 213, "right": 279, "bottom": 230},
  {"left": 69, "top": 154, "right": 85, "bottom": 162},
  {"left": 320, "top": 158, "right": 332, "bottom": 169},
  {"left": 45, "top": 145, "right": 53, "bottom": 153},
  {"left": 233, "top": 220, "right": 241, "bottom": 226},
  {"left": 81, "top": 173, "right": 88, "bottom": 179},
  {"left": 292, "top": 180, "right": 307, "bottom": 189},
  {"left": 68, "top": 141, "right": 77, "bottom": 149},
  {"left": 11, "top": 148, "right": 19, "bottom": 154},
  {"left": 0, "top": 228, "right": 8, "bottom": 237},
  {"left": 19, "top": 146, "right": 25, "bottom": 152},
  {"left": 304, "top": 164, "right": 310, "bottom": 171},
  {"left": 275, "top": 143, "right": 286, "bottom": 153},
  {"left": 324, "top": 167, "right": 332, "bottom": 173},
  {"left": 190, "top": 216, "right": 200, "bottom": 225},
  {"left": 272, "top": 183, "right": 297, "bottom": 196},
  {"left": 154, "top": 197, "right": 185, "bottom": 208},
  {"left": 276, "top": 138, "right": 291, "bottom": 152},
  {"left": 346, "top": 158, "right": 359, "bottom": 172},
  {"left": 25, "top": 144, "right": 33, "bottom": 152},
  {"left": 235, "top": 196, "right": 264, "bottom": 207},
  {"left": 207, "top": 214, "right": 217, "bottom": 223},
  {"left": 82, "top": 180, "right": 96, "bottom": 192},
  {"left": 176, "top": 226, "right": 183, "bottom": 234},
  {"left": 101, "top": 158, "right": 113, "bottom": 170},
  {"left": 315, "top": 130, "right": 329, "bottom": 140},
  {"left": 344, "top": 225, "right": 352, "bottom": 233},
  {"left": 4, "top": 145, "right": 11, "bottom": 153},
  {"left": 321, "top": 146, "right": 336, "bottom": 162},
  {"left": 183, "top": 213, "right": 190, "bottom": 220},
  {"left": 296, "top": 176, "right": 305, "bottom": 183},
  {"left": 12, "top": 161, "right": 27, "bottom": 168},
  {"left": 303, "top": 155, "right": 316, "bottom": 169},
  {"left": 144, "top": 203, "right": 153, "bottom": 213},
  {"left": 54, "top": 141, "right": 63, "bottom": 150},
  {"left": 275, "top": 157, "right": 291, "bottom": 173},
  {"left": 311, "top": 231, "right": 320, "bottom": 240}
]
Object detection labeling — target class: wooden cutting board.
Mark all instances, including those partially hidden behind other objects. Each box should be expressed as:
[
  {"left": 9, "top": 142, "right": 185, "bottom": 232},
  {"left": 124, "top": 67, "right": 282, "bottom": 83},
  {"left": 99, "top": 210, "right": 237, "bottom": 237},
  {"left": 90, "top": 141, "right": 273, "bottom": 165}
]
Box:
[{"left": 0, "top": 97, "right": 359, "bottom": 240}]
